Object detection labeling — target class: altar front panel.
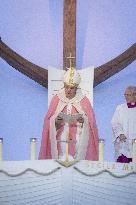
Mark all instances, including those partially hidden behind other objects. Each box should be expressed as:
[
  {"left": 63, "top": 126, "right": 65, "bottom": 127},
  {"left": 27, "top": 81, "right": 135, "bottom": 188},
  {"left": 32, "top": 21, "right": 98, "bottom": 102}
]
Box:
[{"left": 0, "top": 160, "right": 136, "bottom": 205}]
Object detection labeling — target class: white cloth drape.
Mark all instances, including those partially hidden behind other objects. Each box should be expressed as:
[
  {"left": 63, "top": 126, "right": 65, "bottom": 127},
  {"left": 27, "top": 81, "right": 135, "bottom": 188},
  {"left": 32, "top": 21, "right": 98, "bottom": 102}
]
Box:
[{"left": 111, "top": 103, "right": 136, "bottom": 159}]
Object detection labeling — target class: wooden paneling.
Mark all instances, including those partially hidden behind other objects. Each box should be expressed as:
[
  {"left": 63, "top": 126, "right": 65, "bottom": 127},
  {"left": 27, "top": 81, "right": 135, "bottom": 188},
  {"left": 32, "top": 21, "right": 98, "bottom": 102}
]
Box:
[
  {"left": 94, "top": 43, "right": 136, "bottom": 87},
  {"left": 0, "top": 38, "right": 48, "bottom": 88}
]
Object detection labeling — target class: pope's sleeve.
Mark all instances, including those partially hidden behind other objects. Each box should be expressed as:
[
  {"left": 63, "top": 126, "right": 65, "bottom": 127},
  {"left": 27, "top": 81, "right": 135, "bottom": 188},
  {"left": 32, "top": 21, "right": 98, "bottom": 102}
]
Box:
[
  {"left": 80, "top": 97, "right": 99, "bottom": 160},
  {"left": 38, "top": 95, "right": 59, "bottom": 159},
  {"left": 81, "top": 97, "right": 98, "bottom": 130}
]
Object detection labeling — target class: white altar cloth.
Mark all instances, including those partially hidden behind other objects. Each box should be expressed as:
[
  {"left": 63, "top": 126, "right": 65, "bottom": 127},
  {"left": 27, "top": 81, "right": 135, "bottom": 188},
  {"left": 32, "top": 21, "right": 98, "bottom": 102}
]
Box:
[{"left": 0, "top": 160, "right": 136, "bottom": 205}]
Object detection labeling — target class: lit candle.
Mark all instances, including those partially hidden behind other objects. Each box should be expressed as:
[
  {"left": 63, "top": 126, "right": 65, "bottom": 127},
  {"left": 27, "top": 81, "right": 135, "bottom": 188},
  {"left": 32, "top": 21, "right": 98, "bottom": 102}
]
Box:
[
  {"left": 0, "top": 138, "right": 3, "bottom": 161},
  {"left": 132, "top": 139, "right": 136, "bottom": 163},
  {"left": 30, "top": 138, "right": 36, "bottom": 160},
  {"left": 99, "top": 139, "right": 105, "bottom": 161}
]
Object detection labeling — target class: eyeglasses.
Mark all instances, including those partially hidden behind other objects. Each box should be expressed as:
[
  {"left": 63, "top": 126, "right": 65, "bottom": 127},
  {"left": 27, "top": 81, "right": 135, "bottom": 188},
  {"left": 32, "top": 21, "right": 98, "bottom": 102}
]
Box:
[{"left": 124, "top": 94, "right": 133, "bottom": 97}]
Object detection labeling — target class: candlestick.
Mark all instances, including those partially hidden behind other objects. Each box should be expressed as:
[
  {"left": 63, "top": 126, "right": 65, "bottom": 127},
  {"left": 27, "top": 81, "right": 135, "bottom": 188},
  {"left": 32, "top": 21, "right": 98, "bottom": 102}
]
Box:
[
  {"left": 65, "top": 131, "right": 69, "bottom": 162},
  {"left": 65, "top": 142, "right": 69, "bottom": 162},
  {"left": 0, "top": 138, "right": 3, "bottom": 161},
  {"left": 99, "top": 139, "right": 105, "bottom": 161},
  {"left": 30, "top": 138, "right": 36, "bottom": 160},
  {"left": 132, "top": 139, "right": 136, "bottom": 163}
]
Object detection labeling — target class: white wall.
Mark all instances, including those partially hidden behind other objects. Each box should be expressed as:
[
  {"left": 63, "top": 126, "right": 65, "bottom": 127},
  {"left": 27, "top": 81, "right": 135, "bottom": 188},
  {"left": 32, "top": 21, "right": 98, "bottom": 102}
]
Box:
[{"left": 0, "top": 0, "right": 136, "bottom": 161}]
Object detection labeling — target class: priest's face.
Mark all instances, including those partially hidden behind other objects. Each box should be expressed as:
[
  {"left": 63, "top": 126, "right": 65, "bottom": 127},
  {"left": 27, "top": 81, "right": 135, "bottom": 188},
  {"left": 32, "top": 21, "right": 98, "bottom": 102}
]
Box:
[
  {"left": 64, "top": 84, "right": 77, "bottom": 99},
  {"left": 124, "top": 88, "right": 136, "bottom": 103}
]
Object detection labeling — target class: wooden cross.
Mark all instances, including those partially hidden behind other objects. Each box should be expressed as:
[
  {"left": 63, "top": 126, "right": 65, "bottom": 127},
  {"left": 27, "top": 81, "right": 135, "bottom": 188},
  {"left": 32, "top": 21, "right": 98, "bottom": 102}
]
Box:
[
  {"left": 0, "top": 1, "right": 136, "bottom": 88},
  {"left": 63, "top": 0, "right": 76, "bottom": 70}
]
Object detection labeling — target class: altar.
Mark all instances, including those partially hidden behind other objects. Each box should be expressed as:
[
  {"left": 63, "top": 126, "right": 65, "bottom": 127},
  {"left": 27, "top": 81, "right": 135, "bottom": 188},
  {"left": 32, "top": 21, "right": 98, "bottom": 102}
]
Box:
[
  {"left": 0, "top": 160, "right": 136, "bottom": 205},
  {"left": 0, "top": 66, "right": 136, "bottom": 205}
]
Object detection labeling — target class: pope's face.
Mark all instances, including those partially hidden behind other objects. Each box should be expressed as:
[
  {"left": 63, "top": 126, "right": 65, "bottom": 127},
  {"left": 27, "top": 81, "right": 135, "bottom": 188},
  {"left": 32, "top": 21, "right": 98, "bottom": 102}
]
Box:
[
  {"left": 64, "top": 84, "right": 77, "bottom": 99},
  {"left": 124, "top": 88, "right": 136, "bottom": 103}
]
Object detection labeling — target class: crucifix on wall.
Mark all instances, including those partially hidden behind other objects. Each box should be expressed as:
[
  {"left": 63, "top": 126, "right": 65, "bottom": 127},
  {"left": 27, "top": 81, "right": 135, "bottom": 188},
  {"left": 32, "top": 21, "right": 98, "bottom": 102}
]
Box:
[
  {"left": 0, "top": 0, "right": 136, "bottom": 88},
  {"left": 66, "top": 53, "right": 75, "bottom": 69}
]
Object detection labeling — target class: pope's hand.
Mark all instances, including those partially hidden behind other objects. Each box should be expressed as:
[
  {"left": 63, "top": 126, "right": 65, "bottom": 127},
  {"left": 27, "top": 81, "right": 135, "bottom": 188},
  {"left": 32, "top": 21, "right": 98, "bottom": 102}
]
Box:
[
  {"left": 55, "top": 116, "right": 64, "bottom": 129},
  {"left": 77, "top": 116, "right": 84, "bottom": 123}
]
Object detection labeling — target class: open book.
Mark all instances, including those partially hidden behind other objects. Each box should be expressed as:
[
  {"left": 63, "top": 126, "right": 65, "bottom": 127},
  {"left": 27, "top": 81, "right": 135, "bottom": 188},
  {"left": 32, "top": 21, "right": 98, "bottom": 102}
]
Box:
[{"left": 58, "top": 112, "right": 83, "bottom": 123}]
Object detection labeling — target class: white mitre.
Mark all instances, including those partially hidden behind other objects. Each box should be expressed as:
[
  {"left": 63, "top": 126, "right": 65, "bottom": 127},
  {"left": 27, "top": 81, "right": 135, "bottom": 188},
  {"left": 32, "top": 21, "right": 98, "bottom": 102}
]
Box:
[{"left": 63, "top": 67, "right": 81, "bottom": 87}]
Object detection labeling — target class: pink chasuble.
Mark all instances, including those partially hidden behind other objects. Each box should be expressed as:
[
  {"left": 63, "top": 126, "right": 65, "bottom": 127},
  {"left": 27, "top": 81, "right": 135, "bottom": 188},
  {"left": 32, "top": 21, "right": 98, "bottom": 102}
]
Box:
[
  {"left": 39, "top": 95, "right": 99, "bottom": 160},
  {"left": 56, "top": 105, "right": 79, "bottom": 158}
]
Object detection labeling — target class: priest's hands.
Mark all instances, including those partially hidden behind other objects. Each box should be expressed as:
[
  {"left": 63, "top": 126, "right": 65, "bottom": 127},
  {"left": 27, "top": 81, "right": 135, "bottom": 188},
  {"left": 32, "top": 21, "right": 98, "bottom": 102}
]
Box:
[
  {"left": 55, "top": 114, "right": 84, "bottom": 130},
  {"left": 55, "top": 116, "right": 64, "bottom": 129},
  {"left": 55, "top": 116, "right": 64, "bottom": 123},
  {"left": 119, "top": 134, "right": 127, "bottom": 142},
  {"left": 77, "top": 116, "right": 84, "bottom": 124}
]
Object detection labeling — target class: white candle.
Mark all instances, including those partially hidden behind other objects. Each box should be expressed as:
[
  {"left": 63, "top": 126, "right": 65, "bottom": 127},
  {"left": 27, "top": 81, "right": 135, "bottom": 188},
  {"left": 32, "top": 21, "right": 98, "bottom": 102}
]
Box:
[
  {"left": 30, "top": 138, "right": 36, "bottom": 160},
  {"left": 0, "top": 138, "right": 3, "bottom": 161},
  {"left": 132, "top": 139, "right": 136, "bottom": 163},
  {"left": 99, "top": 139, "right": 105, "bottom": 161}
]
